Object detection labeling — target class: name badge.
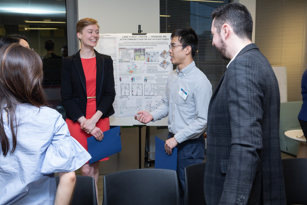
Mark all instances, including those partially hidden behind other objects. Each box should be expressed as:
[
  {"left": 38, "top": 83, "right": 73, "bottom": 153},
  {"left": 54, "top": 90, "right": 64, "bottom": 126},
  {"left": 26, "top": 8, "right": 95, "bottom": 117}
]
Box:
[{"left": 179, "top": 88, "right": 188, "bottom": 100}]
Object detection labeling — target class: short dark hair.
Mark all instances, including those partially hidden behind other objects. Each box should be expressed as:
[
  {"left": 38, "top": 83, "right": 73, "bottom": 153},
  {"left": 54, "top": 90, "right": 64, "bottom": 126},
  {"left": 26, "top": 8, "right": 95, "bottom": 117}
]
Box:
[
  {"left": 211, "top": 3, "right": 253, "bottom": 41},
  {"left": 9, "top": 34, "right": 28, "bottom": 42},
  {"left": 0, "top": 36, "right": 19, "bottom": 49},
  {"left": 45, "top": 39, "right": 55, "bottom": 51},
  {"left": 171, "top": 28, "right": 198, "bottom": 57}
]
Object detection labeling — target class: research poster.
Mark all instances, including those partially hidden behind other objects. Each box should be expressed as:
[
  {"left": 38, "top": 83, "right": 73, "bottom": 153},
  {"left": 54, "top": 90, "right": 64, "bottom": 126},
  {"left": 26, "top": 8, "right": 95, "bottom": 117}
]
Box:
[{"left": 95, "top": 33, "right": 173, "bottom": 117}]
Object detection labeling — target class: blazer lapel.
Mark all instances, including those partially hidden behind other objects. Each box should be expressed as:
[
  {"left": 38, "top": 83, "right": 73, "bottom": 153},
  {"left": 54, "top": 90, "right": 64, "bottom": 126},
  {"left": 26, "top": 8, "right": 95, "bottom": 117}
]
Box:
[
  {"left": 211, "top": 73, "right": 225, "bottom": 101},
  {"left": 73, "top": 51, "right": 86, "bottom": 93},
  {"left": 95, "top": 50, "right": 104, "bottom": 102},
  {"left": 208, "top": 73, "right": 225, "bottom": 128}
]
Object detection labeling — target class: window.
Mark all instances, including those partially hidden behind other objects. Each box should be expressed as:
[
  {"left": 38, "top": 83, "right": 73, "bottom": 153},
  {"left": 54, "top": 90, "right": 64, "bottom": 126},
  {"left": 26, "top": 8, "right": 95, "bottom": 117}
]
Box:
[
  {"left": 160, "top": 0, "right": 229, "bottom": 90},
  {"left": 0, "top": 0, "right": 68, "bottom": 106}
]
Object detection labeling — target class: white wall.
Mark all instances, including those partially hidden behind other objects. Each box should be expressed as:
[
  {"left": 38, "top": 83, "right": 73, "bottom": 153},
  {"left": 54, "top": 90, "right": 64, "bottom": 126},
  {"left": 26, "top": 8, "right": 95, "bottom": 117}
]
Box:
[
  {"left": 78, "top": 0, "right": 159, "bottom": 33},
  {"left": 256, "top": 0, "right": 307, "bottom": 101}
]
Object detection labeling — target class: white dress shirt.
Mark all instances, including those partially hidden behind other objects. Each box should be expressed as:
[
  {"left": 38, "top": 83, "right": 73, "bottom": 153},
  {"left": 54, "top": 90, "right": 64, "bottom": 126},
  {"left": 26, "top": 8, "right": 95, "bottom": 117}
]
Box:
[{"left": 151, "top": 61, "right": 212, "bottom": 143}]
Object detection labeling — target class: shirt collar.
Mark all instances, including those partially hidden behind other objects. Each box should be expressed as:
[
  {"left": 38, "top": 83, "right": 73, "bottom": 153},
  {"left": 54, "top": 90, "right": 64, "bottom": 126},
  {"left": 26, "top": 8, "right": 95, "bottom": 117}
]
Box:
[
  {"left": 176, "top": 61, "right": 195, "bottom": 75},
  {"left": 226, "top": 47, "right": 244, "bottom": 68}
]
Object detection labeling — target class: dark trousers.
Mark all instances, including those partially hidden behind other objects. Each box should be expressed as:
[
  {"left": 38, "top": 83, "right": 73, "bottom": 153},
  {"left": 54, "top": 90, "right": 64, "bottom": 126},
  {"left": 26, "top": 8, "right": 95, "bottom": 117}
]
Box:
[
  {"left": 168, "top": 132, "right": 206, "bottom": 202},
  {"left": 299, "top": 119, "right": 307, "bottom": 142}
]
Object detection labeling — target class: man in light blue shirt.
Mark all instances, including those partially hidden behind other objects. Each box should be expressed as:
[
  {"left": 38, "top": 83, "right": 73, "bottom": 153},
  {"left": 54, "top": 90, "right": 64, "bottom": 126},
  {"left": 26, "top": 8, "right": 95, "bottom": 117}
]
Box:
[{"left": 135, "top": 28, "right": 212, "bottom": 201}]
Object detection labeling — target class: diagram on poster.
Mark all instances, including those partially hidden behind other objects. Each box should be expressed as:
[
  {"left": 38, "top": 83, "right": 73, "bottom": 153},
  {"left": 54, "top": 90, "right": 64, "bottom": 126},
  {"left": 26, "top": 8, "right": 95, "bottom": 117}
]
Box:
[
  {"left": 118, "top": 98, "right": 142, "bottom": 115},
  {"left": 160, "top": 50, "right": 170, "bottom": 59},
  {"left": 159, "top": 60, "right": 170, "bottom": 69},
  {"left": 145, "top": 51, "right": 159, "bottom": 62},
  {"left": 119, "top": 63, "right": 145, "bottom": 75},
  {"left": 95, "top": 33, "right": 173, "bottom": 117},
  {"left": 145, "top": 99, "right": 163, "bottom": 113},
  {"left": 144, "top": 83, "right": 155, "bottom": 96},
  {"left": 119, "top": 48, "right": 146, "bottom": 62},
  {"left": 120, "top": 83, "right": 130, "bottom": 96},
  {"left": 131, "top": 83, "right": 143, "bottom": 96}
]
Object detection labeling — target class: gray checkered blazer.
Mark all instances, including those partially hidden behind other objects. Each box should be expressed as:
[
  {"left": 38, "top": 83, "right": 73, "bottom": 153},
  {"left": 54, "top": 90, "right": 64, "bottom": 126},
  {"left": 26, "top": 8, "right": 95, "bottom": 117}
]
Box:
[{"left": 204, "top": 44, "right": 286, "bottom": 205}]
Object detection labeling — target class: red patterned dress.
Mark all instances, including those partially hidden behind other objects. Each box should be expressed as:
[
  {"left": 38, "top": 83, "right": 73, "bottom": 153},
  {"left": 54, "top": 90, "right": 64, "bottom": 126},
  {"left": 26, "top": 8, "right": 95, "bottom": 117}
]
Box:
[{"left": 66, "top": 57, "right": 109, "bottom": 161}]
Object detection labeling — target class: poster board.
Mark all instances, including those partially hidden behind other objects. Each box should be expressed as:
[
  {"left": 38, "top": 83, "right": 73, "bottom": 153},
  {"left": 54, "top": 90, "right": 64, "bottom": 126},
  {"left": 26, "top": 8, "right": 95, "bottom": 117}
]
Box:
[
  {"left": 95, "top": 33, "right": 173, "bottom": 126},
  {"left": 272, "top": 66, "right": 287, "bottom": 102}
]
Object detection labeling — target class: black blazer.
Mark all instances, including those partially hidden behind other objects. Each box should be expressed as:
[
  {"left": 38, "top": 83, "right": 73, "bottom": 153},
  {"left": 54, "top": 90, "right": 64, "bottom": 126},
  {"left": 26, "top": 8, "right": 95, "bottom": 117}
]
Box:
[
  {"left": 61, "top": 50, "right": 115, "bottom": 122},
  {"left": 204, "top": 44, "right": 286, "bottom": 204}
]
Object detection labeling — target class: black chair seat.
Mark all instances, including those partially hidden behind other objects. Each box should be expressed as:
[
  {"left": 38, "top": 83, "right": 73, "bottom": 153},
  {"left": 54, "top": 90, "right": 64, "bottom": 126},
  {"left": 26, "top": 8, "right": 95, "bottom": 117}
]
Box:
[{"left": 282, "top": 158, "right": 307, "bottom": 205}]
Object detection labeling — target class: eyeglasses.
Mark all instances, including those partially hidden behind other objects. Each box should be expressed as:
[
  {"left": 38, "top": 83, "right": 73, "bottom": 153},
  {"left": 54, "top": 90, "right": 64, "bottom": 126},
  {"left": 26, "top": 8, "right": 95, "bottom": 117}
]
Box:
[{"left": 169, "top": 44, "right": 186, "bottom": 50}]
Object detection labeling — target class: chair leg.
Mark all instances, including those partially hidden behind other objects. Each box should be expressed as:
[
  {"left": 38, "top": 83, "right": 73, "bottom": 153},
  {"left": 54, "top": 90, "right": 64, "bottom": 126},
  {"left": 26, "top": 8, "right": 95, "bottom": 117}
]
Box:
[{"left": 296, "top": 142, "right": 307, "bottom": 158}]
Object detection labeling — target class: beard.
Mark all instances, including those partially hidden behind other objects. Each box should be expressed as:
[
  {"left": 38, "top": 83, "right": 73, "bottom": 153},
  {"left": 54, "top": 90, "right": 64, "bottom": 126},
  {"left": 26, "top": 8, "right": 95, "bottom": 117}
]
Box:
[{"left": 217, "top": 39, "right": 230, "bottom": 61}]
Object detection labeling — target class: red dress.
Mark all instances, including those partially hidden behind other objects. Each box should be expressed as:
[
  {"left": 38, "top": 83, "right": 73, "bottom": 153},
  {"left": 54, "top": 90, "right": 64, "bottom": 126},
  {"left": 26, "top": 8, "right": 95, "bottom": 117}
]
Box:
[{"left": 66, "top": 57, "right": 109, "bottom": 161}]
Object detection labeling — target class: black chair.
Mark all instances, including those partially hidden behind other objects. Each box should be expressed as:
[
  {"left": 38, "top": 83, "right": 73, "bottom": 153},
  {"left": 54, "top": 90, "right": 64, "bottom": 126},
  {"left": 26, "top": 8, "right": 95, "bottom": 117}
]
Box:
[
  {"left": 102, "top": 169, "right": 180, "bottom": 205},
  {"left": 184, "top": 162, "right": 206, "bottom": 205},
  {"left": 56, "top": 105, "right": 66, "bottom": 120},
  {"left": 56, "top": 175, "right": 98, "bottom": 205},
  {"left": 282, "top": 158, "right": 307, "bottom": 205}
]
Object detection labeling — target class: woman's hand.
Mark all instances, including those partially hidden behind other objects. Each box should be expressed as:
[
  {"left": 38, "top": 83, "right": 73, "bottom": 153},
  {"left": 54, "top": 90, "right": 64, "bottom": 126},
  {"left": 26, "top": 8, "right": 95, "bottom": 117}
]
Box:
[
  {"left": 80, "top": 110, "right": 103, "bottom": 134},
  {"left": 81, "top": 118, "right": 96, "bottom": 134},
  {"left": 77, "top": 116, "right": 86, "bottom": 125},
  {"left": 90, "top": 127, "right": 104, "bottom": 141}
]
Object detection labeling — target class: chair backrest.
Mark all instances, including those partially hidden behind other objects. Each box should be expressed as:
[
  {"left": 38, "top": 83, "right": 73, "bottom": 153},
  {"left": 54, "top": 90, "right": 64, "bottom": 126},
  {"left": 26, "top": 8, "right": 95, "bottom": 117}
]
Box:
[
  {"left": 282, "top": 158, "right": 307, "bottom": 204},
  {"left": 184, "top": 162, "right": 206, "bottom": 205},
  {"left": 56, "top": 175, "right": 97, "bottom": 205},
  {"left": 279, "top": 101, "right": 302, "bottom": 155},
  {"left": 56, "top": 105, "right": 66, "bottom": 120},
  {"left": 103, "top": 169, "right": 180, "bottom": 205},
  {"left": 280, "top": 101, "right": 302, "bottom": 130}
]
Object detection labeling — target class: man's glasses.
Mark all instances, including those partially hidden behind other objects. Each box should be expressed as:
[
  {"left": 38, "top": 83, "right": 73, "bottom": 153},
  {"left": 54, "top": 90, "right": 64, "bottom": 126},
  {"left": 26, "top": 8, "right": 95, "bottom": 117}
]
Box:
[{"left": 169, "top": 44, "right": 186, "bottom": 50}]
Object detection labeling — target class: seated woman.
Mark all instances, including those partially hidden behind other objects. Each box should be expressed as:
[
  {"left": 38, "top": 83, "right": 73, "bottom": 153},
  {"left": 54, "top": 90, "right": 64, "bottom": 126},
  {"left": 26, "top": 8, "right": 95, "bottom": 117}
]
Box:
[{"left": 0, "top": 44, "right": 91, "bottom": 205}]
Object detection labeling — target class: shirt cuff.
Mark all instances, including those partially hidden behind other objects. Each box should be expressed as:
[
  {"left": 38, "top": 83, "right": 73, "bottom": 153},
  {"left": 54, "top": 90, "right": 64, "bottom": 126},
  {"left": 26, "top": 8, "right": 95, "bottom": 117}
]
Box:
[
  {"left": 174, "top": 132, "right": 186, "bottom": 144},
  {"left": 150, "top": 111, "right": 159, "bottom": 122}
]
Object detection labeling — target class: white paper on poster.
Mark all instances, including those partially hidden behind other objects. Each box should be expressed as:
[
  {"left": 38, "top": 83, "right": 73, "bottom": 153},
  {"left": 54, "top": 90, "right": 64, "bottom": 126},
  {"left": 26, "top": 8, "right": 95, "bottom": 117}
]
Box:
[{"left": 95, "top": 33, "right": 173, "bottom": 122}]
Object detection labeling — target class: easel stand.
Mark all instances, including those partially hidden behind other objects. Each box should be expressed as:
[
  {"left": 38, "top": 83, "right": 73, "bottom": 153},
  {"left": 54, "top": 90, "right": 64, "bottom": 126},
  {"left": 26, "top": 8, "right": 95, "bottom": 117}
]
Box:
[
  {"left": 132, "top": 125, "right": 151, "bottom": 169},
  {"left": 133, "top": 125, "right": 144, "bottom": 169},
  {"left": 133, "top": 24, "right": 147, "bottom": 169},
  {"left": 132, "top": 24, "right": 147, "bottom": 35}
]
